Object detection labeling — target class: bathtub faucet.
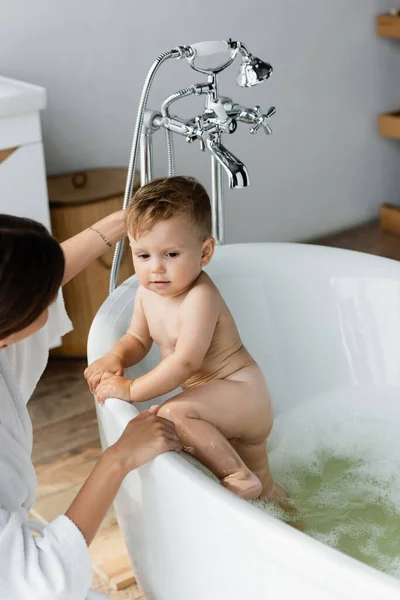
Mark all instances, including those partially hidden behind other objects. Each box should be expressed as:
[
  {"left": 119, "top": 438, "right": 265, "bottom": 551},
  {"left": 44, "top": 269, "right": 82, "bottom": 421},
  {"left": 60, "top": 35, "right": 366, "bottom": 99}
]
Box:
[
  {"left": 160, "top": 88, "right": 275, "bottom": 190},
  {"left": 205, "top": 135, "right": 249, "bottom": 189},
  {"left": 110, "top": 39, "right": 274, "bottom": 291}
]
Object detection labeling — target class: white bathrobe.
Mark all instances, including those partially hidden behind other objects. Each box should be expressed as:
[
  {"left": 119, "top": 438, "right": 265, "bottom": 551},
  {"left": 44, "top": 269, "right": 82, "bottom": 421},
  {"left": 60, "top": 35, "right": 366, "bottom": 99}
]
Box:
[{"left": 0, "top": 294, "right": 94, "bottom": 600}]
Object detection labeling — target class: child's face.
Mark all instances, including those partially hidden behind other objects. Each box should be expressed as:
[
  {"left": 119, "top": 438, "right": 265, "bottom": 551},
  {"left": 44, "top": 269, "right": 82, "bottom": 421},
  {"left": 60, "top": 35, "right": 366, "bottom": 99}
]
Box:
[{"left": 129, "top": 215, "right": 214, "bottom": 297}]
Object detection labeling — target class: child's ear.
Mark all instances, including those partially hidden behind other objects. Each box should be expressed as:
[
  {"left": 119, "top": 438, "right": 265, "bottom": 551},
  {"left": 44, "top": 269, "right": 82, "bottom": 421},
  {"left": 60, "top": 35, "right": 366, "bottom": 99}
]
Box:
[{"left": 201, "top": 237, "right": 215, "bottom": 266}]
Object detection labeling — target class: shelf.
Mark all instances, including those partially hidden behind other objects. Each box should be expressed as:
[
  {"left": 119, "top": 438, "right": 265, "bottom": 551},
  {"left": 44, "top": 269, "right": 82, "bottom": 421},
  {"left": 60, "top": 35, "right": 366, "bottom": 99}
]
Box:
[
  {"left": 378, "top": 111, "right": 400, "bottom": 139},
  {"left": 380, "top": 203, "right": 400, "bottom": 236},
  {"left": 377, "top": 14, "right": 400, "bottom": 38}
]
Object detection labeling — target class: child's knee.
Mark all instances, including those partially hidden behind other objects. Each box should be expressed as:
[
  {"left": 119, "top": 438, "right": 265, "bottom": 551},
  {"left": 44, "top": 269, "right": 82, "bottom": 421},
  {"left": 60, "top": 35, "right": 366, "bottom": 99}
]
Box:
[
  {"left": 158, "top": 400, "right": 193, "bottom": 423},
  {"left": 157, "top": 403, "right": 174, "bottom": 421}
]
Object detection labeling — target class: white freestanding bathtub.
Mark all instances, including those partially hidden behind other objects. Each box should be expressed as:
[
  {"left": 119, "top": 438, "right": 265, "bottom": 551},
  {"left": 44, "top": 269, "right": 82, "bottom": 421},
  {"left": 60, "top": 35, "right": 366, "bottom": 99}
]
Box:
[{"left": 87, "top": 243, "right": 400, "bottom": 600}]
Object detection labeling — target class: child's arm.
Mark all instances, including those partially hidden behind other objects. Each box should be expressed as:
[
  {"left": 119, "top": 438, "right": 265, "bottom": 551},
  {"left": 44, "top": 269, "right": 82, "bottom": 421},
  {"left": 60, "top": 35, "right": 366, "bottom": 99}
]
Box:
[
  {"left": 109, "top": 288, "right": 153, "bottom": 365},
  {"left": 95, "top": 283, "right": 219, "bottom": 404},
  {"left": 84, "top": 289, "right": 152, "bottom": 393}
]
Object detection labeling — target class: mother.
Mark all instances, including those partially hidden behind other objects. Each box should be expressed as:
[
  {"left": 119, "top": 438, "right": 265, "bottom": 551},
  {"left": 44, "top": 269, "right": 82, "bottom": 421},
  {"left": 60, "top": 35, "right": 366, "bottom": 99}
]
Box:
[{"left": 0, "top": 211, "right": 180, "bottom": 600}]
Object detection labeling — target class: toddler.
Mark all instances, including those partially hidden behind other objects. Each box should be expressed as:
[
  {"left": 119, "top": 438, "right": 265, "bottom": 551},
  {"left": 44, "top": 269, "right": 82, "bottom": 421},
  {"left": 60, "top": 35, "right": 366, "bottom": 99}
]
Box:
[{"left": 85, "top": 176, "right": 288, "bottom": 506}]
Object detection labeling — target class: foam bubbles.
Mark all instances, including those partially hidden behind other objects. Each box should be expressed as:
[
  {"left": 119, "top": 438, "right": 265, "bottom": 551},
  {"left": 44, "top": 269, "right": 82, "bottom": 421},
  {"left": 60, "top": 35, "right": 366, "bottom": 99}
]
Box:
[{"left": 267, "top": 385, "right": 400, "bottom": 578}]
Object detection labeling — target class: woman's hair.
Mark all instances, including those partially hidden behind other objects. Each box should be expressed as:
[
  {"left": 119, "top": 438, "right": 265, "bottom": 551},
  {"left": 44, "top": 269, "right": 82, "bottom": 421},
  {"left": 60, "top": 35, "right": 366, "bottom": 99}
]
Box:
[
  {"left": 126, "top": 176, "right": 212, "bottom": 240},
  {"left": 0, "top": 214, "right": 65, "bottom": 339}
]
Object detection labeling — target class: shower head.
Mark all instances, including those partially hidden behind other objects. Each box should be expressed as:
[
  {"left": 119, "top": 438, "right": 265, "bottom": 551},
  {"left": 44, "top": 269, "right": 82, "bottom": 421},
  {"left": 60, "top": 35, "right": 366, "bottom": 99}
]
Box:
[
  {"left": 236, "top": 54, "right": 273, "bottom": 88},
  {"left": 183, "top": 40, "right": 273, "bottom": 87}
]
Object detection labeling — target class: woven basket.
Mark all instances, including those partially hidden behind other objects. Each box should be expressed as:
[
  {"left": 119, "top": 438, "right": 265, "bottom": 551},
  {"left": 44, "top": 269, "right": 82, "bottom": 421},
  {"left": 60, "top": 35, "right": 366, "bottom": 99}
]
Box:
[{"left": 48, "top": 168, "right": 139, "bottom": 357}]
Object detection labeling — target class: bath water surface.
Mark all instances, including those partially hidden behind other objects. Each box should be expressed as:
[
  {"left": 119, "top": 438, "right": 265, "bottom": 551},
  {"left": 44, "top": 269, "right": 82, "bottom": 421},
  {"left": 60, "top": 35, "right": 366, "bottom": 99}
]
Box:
[{"left": 262, "top": 387, "right": 400, "bottom": 578}]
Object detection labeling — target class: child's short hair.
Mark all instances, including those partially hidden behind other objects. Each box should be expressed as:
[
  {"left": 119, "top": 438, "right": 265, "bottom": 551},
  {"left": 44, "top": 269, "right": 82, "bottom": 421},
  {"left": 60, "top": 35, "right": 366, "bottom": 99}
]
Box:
[{"left": 126, "top": 176, "right": 212, "bottom": 240}]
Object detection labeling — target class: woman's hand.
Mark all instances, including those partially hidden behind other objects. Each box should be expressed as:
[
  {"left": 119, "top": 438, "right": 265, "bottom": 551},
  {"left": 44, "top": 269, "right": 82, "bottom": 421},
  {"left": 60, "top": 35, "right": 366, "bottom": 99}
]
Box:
[
  {"left": 109, "top": 406, "right": 181, "bottom": 475},
  {"left": 84, "top": 353, "right": 124, "bottom": 393},
  {"left": 95, "top": 372, "right": 132, "bottom": 403},
  {"left": 65, "top": 406, "right": 180, "bottom": 546}
]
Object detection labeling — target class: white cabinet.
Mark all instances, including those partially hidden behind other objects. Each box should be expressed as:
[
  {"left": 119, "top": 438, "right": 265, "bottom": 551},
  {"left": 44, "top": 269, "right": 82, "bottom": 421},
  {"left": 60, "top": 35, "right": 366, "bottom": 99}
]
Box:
[
  {"left": 0, "top": 77, "right": 61, "bottom": 347},
  {"left": 0, "top": 76, "right": 50, "bottom": 229}
]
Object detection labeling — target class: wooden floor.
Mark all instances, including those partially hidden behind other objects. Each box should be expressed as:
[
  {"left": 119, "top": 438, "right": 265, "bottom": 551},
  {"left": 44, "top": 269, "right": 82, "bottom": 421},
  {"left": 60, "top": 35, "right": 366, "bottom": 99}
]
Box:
[
  {"left": 311, "top": 219, "right": 400, "bottom": 261},
  {"left": 29, "top": 220, "right": 400, "bottom": 599}
]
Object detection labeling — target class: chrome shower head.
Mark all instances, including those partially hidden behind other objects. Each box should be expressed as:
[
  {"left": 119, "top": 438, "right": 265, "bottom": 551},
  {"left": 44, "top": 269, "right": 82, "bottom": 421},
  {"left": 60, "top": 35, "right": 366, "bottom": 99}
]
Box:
[
  {"left": 236, "top": 54, "right": 273, "bottom": 88},
  {"left": 183, "top": 40, "right": 272, "bottom": 87}
]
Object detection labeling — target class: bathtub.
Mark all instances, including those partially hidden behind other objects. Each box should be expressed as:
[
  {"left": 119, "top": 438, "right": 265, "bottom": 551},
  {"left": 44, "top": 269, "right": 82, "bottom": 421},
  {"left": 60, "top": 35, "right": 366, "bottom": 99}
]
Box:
[{"left": 87, "top": 242, "right": 400, "bottom": 600}]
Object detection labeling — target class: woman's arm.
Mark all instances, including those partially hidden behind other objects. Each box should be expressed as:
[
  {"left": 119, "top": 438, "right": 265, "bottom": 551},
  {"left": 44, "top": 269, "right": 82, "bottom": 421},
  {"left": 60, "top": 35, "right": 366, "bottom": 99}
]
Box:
[
  {"left": 0, "top": 409, "right": 179, "bottom": 600},
  {"left": 65, "top": 408, "right": 179, "bottom": 545},
  {"left": 61, "top": 210, "right": 126, "bottom": 285}
]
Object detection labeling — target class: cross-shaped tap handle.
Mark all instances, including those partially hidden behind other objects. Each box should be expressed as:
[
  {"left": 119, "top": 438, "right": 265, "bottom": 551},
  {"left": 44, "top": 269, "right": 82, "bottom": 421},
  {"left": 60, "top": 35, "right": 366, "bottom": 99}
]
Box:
[{"left": 249, "top": 105, "right": 276, "bottom": 135}]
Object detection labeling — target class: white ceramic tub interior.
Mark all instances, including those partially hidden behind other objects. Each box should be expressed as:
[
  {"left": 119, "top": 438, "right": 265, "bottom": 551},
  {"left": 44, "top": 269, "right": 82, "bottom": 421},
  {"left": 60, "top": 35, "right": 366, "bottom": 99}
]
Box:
[{"left": 87, "top": 243, "right": 400, "bottom": 600}]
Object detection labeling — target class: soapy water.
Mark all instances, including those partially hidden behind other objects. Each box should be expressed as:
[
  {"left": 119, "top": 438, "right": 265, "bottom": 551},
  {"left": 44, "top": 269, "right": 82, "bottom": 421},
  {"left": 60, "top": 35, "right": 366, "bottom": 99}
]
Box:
[
  {"left": 188, "top": 385, "right": 400, "bottom": 579},
  {"left": 261, "top": 385, "right": 400, "bottom": 578}
]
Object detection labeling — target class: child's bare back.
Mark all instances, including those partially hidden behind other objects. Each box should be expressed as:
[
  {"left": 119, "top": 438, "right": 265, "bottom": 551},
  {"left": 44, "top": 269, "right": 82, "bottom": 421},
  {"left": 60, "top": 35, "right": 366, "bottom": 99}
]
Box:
[{"left": 86, "top": 176, "right": 290, "bottom": 507}]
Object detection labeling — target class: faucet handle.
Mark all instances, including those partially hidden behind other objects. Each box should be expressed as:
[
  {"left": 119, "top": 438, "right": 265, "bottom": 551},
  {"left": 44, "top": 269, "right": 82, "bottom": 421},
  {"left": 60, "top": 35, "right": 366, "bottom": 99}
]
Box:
[{"left": 249, "top": 105, "right": 276, "bottom": 135}]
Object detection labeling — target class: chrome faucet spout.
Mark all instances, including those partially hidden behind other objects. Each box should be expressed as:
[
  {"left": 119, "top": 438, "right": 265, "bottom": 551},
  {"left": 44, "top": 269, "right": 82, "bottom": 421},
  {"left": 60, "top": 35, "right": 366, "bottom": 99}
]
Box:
[{"left": 206, "top": 136, "right": 249, "bottom": 189}]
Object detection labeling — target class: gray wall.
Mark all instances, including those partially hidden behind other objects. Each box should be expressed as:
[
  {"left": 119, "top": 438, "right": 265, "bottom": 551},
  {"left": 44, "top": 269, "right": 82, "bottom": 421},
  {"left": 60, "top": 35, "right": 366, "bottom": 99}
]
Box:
[{"left": 1, "top": 0, "right": 400, "bottom": 242}]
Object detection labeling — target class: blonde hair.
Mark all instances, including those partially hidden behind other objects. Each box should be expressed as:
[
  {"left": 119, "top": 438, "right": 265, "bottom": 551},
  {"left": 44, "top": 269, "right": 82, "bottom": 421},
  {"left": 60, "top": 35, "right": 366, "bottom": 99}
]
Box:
[{"left": 126, "top": 176, "right": 212, "bottom": 239}]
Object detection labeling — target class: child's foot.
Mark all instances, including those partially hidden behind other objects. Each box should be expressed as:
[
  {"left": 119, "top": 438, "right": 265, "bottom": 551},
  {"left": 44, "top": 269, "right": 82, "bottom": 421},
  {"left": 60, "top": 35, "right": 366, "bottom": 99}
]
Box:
[
  {"left": 260, "top": 480, "right": 289, "bottom": 504},
  {"left": 221, "top": 468, "right": 262, "bottom": 500},
  {"left": 260, "top": 481, "right": 305, "bottom": 531}
]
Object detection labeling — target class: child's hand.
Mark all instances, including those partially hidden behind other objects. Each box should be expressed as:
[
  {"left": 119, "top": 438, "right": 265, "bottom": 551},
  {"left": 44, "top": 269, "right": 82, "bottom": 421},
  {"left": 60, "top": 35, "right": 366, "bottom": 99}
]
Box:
[
  {"left": 95, "top": 372, "right": 132, "bottom": 404},
  {"left": 84, "top": 353, "right": 124, "bottom": 393}
]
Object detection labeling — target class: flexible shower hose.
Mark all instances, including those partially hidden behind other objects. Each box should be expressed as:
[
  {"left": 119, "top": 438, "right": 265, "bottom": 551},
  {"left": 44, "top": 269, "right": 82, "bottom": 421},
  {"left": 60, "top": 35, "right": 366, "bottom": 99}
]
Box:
[
  {"left": 165, "top": 129, "right": 175, "bottom": 177},
  {"left": 109, "top": 47, "right": 182, "bottom": 294}
]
